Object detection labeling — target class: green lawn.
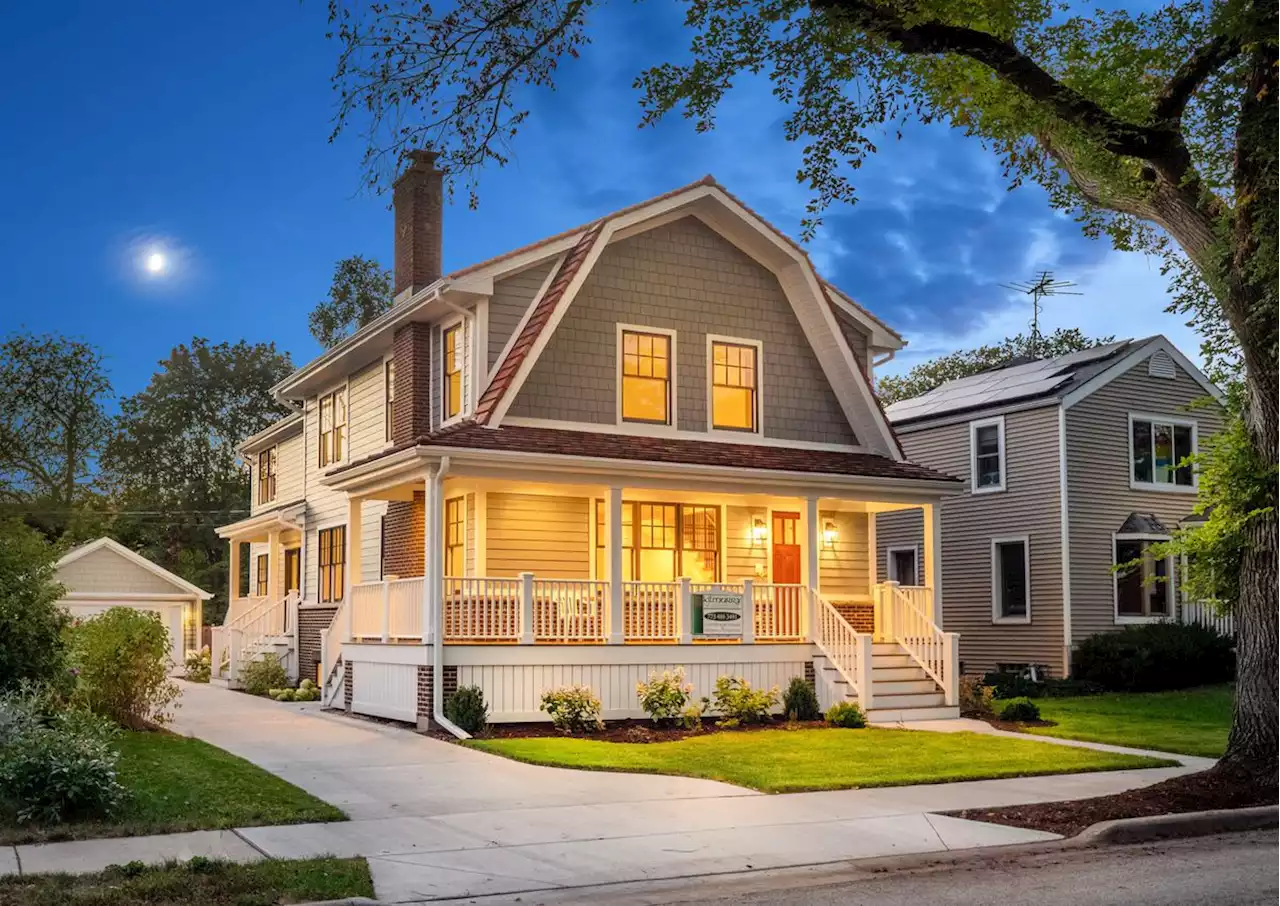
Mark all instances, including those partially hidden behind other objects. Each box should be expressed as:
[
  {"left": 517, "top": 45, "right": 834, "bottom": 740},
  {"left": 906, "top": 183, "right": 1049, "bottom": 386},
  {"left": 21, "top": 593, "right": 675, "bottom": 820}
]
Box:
[
  {"left": 467, "top": 728, "right": 1173, "bottom": 793},
  {"left": 995, "top": 685, "right": 1233, "bottom": 758},
  {"left": 0, "top": 857, "right": 373, "bottom": 906},
  {"left": 0, "top": 730, "right": 345, "bottom": 845}
]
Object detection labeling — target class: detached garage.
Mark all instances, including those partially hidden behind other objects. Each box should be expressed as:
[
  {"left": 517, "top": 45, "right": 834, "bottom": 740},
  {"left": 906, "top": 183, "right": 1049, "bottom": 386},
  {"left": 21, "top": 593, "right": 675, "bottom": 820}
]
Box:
[{"left": 56, "top": 537, "right": 213, "bottom": 669}]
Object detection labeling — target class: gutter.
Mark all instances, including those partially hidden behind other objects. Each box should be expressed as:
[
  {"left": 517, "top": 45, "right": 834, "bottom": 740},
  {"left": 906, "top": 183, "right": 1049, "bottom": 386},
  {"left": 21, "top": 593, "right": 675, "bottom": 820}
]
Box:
[{"left": 428, "top": 456, "right": 470, "bottom": 739}]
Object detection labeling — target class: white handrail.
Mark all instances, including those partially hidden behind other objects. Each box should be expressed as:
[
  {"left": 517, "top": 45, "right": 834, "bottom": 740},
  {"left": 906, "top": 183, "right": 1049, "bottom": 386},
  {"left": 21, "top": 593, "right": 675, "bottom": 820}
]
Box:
[
  {"left": 623, "top": 582, "right": 679, "bottom": 642},
  {"left": 877, "top": 582, "right": 958, "bottom": 706},
  {"left": 811, "top": 589, "right": 873, "bottom": 709},
  {"left": 444, "top": 577, "right": 521, "bottom": 641},
  {"left": 754, "top": 584, "right": 806, "bottom": 641},
  {"left": 532, "top": 579, "right": 608, "bottom": 643}
]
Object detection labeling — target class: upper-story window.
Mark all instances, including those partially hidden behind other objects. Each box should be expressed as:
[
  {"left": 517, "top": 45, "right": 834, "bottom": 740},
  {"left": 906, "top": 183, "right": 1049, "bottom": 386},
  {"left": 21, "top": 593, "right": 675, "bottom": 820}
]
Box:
[
  {"left": 1130, "top": 414, "right": 1195, "bottom": 490},
  {"left": 257, "top": 447, "right": 277, "bottom": 504},
  {"left": 318, "top": 388, "right": 347, "bottom": 467},
  {"left": 443, "top": 323, "right": 463, "bottom": 421},
  {"left": 385, "top": 360, "right": 396, "bottom": 442},
  {"left": 709, "top": 338, "right": 759, "bottom": 432},
  {"left": 619, "top": 327, "right": 673, "bottom": 425},
  {"left": 969, "top": 416, "right": 1006, "bottom": 493},
  {"left": 255, "top": 553, "right": 269, "bottom": 597}
]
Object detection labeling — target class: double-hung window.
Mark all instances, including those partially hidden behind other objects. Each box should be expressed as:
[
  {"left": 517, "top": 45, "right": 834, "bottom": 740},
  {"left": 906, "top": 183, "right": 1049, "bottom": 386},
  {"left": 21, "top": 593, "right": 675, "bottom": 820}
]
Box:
[
  {"left": 619, "top": 328, "right": 672, "bottom": 425},
  {"left": 255, "top": 554, "right": 269, "bottom": 597},
  {"left": 385, "top": 360, "right": 396, "bottom": 441},
  {"left": 318, "top": 388, "right": 347, "bottom": 467},
  {"left": 444, "top": 497, "right": 465, "bottom": 577},
  {"left": 991, "top": 536, "right": 1030, "bottom": 623},
  {"left": 1114, "top": 536, "right": 1172, "bottom": 620},
  {"left": 257, "top": 447, "right": 277, "bottom": 504},
  {"left": 318, "top": 526, "right": 346, "bottom": 603},
  {"left": 710, "top": 339, "right": 759, "bottom": 432},
  {"left": 443, "top": 324, "right": 463, "bottom": 421},
  {"left": 969, "top": 416, "right": 1005, "bottom": 493},
  {"left": 1130, "top": 415, "right": 1195, "bottom": 490},
  {"left": 594, "top": 500, "right": 720, "bottom": 583}
]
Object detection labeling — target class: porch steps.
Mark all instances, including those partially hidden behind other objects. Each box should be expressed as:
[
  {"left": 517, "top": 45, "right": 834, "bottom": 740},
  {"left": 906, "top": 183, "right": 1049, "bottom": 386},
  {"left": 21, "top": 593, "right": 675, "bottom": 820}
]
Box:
[{"left": 814, "top": 641, "right": 959, "bottom": 723}]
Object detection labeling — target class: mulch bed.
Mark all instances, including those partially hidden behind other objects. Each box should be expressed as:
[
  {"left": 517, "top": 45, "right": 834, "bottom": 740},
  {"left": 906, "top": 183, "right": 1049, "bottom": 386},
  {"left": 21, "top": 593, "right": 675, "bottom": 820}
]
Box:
[
  {"left": 431, "top": 716, "right": 828, "bottom": 743},
  {"left": 944, "top": 768, "right": 1279, "bottom": 837},
  {"left": 962, "top": 710, "right": 1058, "bottom": 732}
]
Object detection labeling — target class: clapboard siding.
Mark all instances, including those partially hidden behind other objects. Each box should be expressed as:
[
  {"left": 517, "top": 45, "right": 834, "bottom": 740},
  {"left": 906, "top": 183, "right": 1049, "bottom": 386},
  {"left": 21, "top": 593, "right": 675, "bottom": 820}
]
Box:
[
  {"left": 487, "top": 260, "right": 556, "bottom": 370},
  {"left": 818, "top": 510, "right": 869, "bottom": 598},
  {"left": 725, "top": 505, "right": 767, "bottom": 582},
  {"left": 485, "top": 493, "right": 591, "bottom": 578},
  {"left": 1066, "top": 360, "right": 1223, "bottom": 644},
  {"left": 58, "top": 547, "right": 187, "bottom": 596},
  {"left": 876, "top": 509, "right": 923, "bottom": 580},
  {"left": 892, "top": 404, "right": 1066, "bottom": 676}
]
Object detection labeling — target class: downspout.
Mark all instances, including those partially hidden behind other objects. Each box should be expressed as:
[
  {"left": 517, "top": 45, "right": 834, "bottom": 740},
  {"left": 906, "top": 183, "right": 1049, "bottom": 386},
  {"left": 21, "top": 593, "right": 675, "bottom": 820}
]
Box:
[{"left": 429, "top": 456, "right": 470, "bottom": 738}]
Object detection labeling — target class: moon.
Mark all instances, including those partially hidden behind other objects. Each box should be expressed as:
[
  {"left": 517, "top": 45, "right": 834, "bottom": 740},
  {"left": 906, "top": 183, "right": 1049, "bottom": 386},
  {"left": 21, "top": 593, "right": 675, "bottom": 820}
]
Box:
[{"left": 145, "top": 251, "right": 167, "bottom": 274}]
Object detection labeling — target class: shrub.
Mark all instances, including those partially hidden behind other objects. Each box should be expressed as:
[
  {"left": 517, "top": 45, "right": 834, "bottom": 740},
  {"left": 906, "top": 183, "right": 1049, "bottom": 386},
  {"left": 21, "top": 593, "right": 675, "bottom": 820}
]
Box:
[
  {"left": 782, "top": 677, "right": 821, "bottom": 721},
  {"left": 959, "top": 675, "right": 996, "bottom": 715},
  {"left": 540, "top": 685, "right": 603, "bottom": 733},
  {"left": 68, "top": 607, "right": 180, "bottom": 728},
  {"left": 239, "top": 656, "right": 289, "bottom": 697},
  {"left": 636, "top": 668, "right": 694, "bottom": 725},
  {"left": 445, "top": 685, "right": 489, "bottom": 734},
  {"left": 980, "top": 670, "right": 1104, "bottom": 700},
  {"left": 711, "top": 676, "right": 779, "bottom": 727},
  {"left": 1072, "top": 622, "right": 1235, "bottom": 692},
  {"left": 825, "top": 701, "right": 867, "bottom": 728},
  {"left": 680, "top": 701, "right": 706, "bottom": 730},
  {"left": 184, "top": 647, "right": 212, "bottom": 683},
  {"left": 0, "top": 520, "right": 69, "bottom": 692},
  {"left": 998, "top": 697, "right": 1041, "bottom": 722}
]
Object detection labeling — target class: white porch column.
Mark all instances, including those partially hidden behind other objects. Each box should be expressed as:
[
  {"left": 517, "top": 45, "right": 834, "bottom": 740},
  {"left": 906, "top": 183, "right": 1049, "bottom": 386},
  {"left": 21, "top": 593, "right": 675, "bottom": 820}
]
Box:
[
  {"left": 346, "top": 496, "right": 364, "bottom": 603},
  {"left": 520, "top": 572, "right": 535, "bottom": 644},
  {"left": 227, "top": 539, "right": 241, "bottom": 616},
  {"left": 803, "top": 497, "right": 820, "bottom": 592},
  {"left": 267, "top": 529, "right": 280, "bottom": 598},
  {"left": 607, "top": 486, "right": 624, "bottom": 644},
  {"left": 922, "top": 501, "right": 941, "bottom": 622},
  {"left": 422, "top": 473, "right": 440, "bottom": 643}
]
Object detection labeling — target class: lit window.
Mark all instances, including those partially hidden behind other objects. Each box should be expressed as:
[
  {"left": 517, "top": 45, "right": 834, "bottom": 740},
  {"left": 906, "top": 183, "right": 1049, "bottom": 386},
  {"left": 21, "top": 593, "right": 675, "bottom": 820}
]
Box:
[
  {"left": 444, "top": 497, "right": 465, "bottom": 576},
  {"left": 1115, "top": 537, "right": 1172, "bottom": 619},
  {"left": 1131, "top": 417, "right": 1195, "bottom": 488},
  {"left": 443, "top": 324, "right": 463, "bottom": 420},
  {"left": 620, "top": 330, "right": 671, "bottom": 424},
  {"left": 257, "top": 447, "right": 277, "bottom": 504},
  {"left": 595, "top": 500, "right": 719, "bottom": 581},
  {"left": 318, "top": 526, "right": 346, "bottom": 603},
  {"left": 711, "top": 341, "right": 757, "bottom": 431},
  {"left": 319, "top": 388, "right": 346, "bottom": 466},
  {"left": 385, "top": 360, "right": 396, "bottom": 441},
  {"left": 255, "top": 554, "right": 269, "bottom": 597}
]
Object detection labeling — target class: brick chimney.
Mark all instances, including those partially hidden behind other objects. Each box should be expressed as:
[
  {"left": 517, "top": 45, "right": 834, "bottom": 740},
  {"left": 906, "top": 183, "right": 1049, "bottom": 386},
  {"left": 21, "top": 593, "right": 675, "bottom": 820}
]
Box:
[{"left": 392, "top": 150, "right": 443, "bottom": 297}]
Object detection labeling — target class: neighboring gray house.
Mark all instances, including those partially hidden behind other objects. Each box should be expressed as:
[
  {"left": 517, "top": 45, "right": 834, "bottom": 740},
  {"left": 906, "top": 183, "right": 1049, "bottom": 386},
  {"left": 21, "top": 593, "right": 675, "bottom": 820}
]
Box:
[{"left": 876, "top": 336, "right": 1224, "bottom": 678}]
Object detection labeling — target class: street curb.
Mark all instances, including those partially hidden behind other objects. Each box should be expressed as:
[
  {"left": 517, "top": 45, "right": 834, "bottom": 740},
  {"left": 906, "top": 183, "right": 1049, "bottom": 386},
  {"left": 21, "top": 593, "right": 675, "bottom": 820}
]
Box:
[{"left": 1067, "top": 804, "right": 1279, "bottom": 847}]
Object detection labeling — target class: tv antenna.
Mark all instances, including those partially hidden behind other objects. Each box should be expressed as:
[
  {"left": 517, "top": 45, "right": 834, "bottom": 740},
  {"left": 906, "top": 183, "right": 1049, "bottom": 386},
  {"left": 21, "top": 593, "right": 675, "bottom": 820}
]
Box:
[{"left": 1000, "top": 271, "right": 1081, "bottom": 358}]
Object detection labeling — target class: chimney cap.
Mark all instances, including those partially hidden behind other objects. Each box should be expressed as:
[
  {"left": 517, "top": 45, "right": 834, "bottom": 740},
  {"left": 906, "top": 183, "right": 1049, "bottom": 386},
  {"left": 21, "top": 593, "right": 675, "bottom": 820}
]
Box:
[{"left": 406, "top": 149, "right": 439, "bottom": 170}]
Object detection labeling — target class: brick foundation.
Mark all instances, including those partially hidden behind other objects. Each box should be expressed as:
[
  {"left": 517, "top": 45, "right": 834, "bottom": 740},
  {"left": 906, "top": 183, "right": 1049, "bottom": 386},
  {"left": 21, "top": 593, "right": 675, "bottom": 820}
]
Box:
[
  {"left": 834, "top": 603, "right": 874, "bottom": 634},
  {"left": 416, "top": 664, "right": 459, "bottom": 731},
  {"left": 343, "top": 660, "right": 353, "bottom": 712},
  {"left": 297, "top": 607, "right": 338, "bottom": 685},
  {"left": 803, "top": 659, "right": 815, "bottom": 689}
]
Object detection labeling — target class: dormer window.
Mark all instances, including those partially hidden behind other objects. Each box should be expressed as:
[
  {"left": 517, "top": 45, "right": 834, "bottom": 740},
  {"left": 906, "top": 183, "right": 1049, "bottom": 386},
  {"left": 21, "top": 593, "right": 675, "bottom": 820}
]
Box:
[
  {"left": 443, "top": 323, "right": 463, "bottom": 420},
  {"left": 319, "top": 388, "right": 346, "bottom": 467},
  {"left": 619, "top": 327, "right": 673, "bottom": 425}
]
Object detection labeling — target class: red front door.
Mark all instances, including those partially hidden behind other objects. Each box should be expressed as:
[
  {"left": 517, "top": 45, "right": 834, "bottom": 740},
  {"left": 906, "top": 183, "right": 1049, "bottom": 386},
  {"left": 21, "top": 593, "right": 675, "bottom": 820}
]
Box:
[{"left": 772, "top": 512, "right": 801, "bottom": 584}]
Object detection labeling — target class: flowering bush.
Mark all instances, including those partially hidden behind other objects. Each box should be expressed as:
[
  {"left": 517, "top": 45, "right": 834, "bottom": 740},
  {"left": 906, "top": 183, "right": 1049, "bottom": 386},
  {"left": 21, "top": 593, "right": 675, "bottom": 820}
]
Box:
[
  {"left": 711, "top": 676, "right": 779, "bottom": 727},
  {"left": 184, "top": 647, "right": 212, "bottom": 683},
  {"left": 636, "top": 667, "right": 694, "bottom": 725},
  {"left": 540, "top": 684, "right": 603, "bottom": 733}
]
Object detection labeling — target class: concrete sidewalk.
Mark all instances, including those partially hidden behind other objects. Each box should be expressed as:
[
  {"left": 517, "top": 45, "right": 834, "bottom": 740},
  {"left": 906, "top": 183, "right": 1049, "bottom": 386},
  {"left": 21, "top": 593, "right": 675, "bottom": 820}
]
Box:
[{"left": 0, "top": 682, "right": 1210, "bottom": 902}]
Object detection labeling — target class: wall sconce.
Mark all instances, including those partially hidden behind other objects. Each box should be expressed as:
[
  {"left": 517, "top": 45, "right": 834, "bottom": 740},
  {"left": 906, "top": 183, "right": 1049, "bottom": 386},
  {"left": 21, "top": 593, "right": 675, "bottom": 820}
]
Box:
[
  {"left": 822, "top": 521, "right": 839, "bottom": 549},
  {"left": 751, "top": 517, "right": 768, "bottom": 546}
]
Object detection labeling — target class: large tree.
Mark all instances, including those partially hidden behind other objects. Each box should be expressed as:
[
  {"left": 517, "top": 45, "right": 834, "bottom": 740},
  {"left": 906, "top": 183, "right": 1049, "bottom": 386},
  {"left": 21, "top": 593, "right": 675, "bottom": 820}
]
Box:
[
  {"left": 102, "top": 339, "right": 294, "bottom": 622},
  {"left": 309, "top": 255, "right": 394, "bottom": 349},
  {"left": 0, "top": 332, "right": 112, "bottom": 538},
  {"left": 877, "top": 328, "right": 1114, "bottom": 404},
  {"left": 327, "top": 0, "right": 1277, "bottom": 778}
]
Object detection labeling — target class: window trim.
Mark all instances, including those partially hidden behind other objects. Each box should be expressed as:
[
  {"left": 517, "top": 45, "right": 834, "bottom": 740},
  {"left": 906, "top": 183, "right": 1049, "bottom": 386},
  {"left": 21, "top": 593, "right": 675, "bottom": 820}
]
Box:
[
  {"left": 317, "top": 381, "right": 349, "bottom": 469},
  {"left": 1112, "top": 531, "right": 1175, "bottom": 624},
  {"left": 257, "top": 446, "right": 277, "bottom": 505},
  {"left": 384, "top": 358, "right": 396, "bottom": 444},
  {"left": 441, "top": 317, "right": 467, "bottom": 427},
  {"left": 1127, "top": 412, "right": 1198, "bottom": 494},
  {"left": 317, "top": 524, "right": 347, "bottom": 604},
  {"left": 990, "top": 534, "right": 1032, "bottom": 625},
  {"left": 969, "top": 415, "right": 1007, "bottom": 495},
  {"left": 255, "top": 553, "right": 269, "bottom": 598},
  {"left": 616, "top": 323, "right": 677, "bottom": 427},
  {"left": 885, "top": 544, "right": 920, "bottom": 586},
  {"left": 705, "top": 334, "right": 763, "bottom": 436},
  {"left": 443, "top": 495, "right": 467, "bottom": 578}
]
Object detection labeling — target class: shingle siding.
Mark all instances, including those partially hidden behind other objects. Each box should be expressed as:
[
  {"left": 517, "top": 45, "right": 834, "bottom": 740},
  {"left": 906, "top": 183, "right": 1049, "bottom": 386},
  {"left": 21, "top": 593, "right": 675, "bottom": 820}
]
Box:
[
  {"left": 1065, "top": 359, "right": 1223, "bottom": 645},
  {"left": 507, "top": 216, "right": 859, "bottom": 446},
  {"left": 488, "top": 261, "right": 556, "bottom": 371}
]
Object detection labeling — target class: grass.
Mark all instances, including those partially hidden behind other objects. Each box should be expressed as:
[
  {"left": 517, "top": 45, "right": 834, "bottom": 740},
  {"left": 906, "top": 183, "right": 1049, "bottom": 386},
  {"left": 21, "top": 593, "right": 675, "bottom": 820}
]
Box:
[
  {"left": 995, "top": 685, "right": 1234, "bottom": 758},
  {"left": 466, "top": 727, "right": 1173, "bottom": 793},
  {"left": 0, "top": 857, "right": 373, "bottom": 906},
  {"left": 0, "top": 730, "right": 345, "bottom": 846}
]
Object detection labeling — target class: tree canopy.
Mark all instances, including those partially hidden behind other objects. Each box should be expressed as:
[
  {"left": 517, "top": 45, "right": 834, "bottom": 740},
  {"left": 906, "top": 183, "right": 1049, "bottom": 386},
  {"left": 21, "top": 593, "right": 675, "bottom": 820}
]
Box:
[{"left": 309, "top": 255, "right": 394, "bottom": 349}]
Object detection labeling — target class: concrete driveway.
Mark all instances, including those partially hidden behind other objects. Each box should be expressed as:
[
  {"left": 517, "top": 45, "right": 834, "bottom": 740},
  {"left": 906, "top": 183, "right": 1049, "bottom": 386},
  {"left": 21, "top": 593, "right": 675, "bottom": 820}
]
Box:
[{"left": 171, "top": 682, "right": 1204, "bottom": 902}]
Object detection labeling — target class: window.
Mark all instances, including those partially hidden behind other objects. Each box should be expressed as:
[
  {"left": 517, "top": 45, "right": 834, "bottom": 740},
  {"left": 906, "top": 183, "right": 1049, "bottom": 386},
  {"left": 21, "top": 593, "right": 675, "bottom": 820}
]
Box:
[
  {"left": 444, "top": 497, "right": 465, "bottom": 577},
  {"left": 1130, "top": 415, "right": 1195, "bottom": 489},
  {"left": 318, "top": 388, "right": 347, "bottom": 467},
  {"left": 991, "top": 536, "right": 1030, "bottom": 623},
  {"left": 255, "top": 554, "right": 269, "bottom": 597},
  {"left": 620, "top": 329, "right": 672, "bottom": 424},
  {"left": 595, "top": 500, "right": 720, "bottom": 582},
  {"left": 257, "top": 447, "right": 277, "bottom": 504},
  {"left": 887, "top": 546, "right": 918, "bottom": 585},
  {"left": 969, "top": 416, "right": 1005, "bottom": 493},
  {"left": 385, "top": 360, "right": 396, "bottom": 442},
  {"left": 443, "top": 323, "right": 463, "bottom": 421},
  {"left": 318, "top": 526, "right": 345, "bottom": 603},
  {"left": 710, "top": 339, "right": 759, "bottom": 432},
  {"left": 1114, "top": 536, "right": 1172, "bottom": 620}
]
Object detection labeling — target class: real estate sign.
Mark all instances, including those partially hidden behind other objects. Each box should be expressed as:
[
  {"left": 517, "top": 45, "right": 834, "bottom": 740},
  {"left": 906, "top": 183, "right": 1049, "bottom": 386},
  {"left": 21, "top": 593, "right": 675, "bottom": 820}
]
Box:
[{"left": 696, "top": 591, "right": 744, "bottom": 637}]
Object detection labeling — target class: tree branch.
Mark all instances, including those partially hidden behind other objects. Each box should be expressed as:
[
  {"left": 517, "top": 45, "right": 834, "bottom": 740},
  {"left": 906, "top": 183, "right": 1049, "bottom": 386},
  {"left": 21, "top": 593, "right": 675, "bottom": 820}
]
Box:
[{"left": 1153, "top": 33, "right": 1240, "bottom": 122}]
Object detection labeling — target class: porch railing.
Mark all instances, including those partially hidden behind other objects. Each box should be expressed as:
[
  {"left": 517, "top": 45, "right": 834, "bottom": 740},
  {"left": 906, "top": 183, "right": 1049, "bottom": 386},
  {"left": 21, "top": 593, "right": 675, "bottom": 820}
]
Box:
[
  {"left": 811, "top": 590, "right": 873, "bottom": 709},
  {"left": 874, "top": 581, "right": 958, "bottom": 706},
  {"left": 754, "top": 584, "right": 807, "bottom": 641}
]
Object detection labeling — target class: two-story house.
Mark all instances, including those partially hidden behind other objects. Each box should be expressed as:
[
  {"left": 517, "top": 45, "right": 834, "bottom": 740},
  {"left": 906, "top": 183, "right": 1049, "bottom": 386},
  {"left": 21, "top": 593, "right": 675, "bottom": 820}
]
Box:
[
  {"left": 876, "top": 338, "right": 1225, "bottom": 680},
  {"left": 213, "top": 153, "right": 967, "bottom": 733}
]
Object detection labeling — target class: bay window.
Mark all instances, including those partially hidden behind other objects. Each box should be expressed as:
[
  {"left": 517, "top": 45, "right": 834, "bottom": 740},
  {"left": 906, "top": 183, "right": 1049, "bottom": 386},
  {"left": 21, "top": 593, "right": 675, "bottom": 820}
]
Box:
[{"left": 1114, "top": 536, "right": 1172, "bottom": 620}]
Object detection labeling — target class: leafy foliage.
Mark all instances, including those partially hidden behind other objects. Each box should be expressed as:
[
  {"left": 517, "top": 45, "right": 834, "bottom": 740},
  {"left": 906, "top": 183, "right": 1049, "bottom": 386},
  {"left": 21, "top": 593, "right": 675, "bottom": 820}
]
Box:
[
  {"left": 998, "top": 697, "right": 1042, "bottom": 722},
  {"left": 540, "top": 684, "right": 604, "bottom": 733},
  {"left": 68, "top": 608, "right": 180, "bottom": 728},
  {"left": 184, "top": 647, "right": 212, "bottom": 684},
  {"left": 239, "top": 656, "right": 289, "bottom": 697},
  {"left": 877, "top": 328, "right": 1114, "bottom": 405},
  {"left": 444, "top": 684, "right": 490, "bottom": 734},
  {"left": 636, "top": 667, "right": 695, "bottom": 725},
  {"left": 1072, "top": 622, "right": 1236, "bottom": 693},
  {"left": 958, "top": 675, "right": 996, "bottom": 716},
  {"left": 711, "top": 675, "right": 778, "bottom": 727},
  {"left": 782, "top": 676, "right": 821, "bottom": 721},
  {"left": 309, "top": 255, "right": 394, "bottom": 349},
  {"left": 980, "top": 671, "right": 1103, "bottom": 700},
  {"left": 0, "top": 519, "right": 69, "bottom": 691},
  {"left": 824, "top": 701, "right": 867, "bottom": 729}
]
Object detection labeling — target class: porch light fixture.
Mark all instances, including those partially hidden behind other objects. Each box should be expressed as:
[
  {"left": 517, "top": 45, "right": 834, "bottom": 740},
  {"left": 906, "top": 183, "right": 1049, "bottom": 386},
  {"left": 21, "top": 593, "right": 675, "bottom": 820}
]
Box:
[
  {"left": 822, "top": 521, "right": 839, "bottom": 549},
  {"left": 751, "top": 518, "right": 768, "bottom": 545}
]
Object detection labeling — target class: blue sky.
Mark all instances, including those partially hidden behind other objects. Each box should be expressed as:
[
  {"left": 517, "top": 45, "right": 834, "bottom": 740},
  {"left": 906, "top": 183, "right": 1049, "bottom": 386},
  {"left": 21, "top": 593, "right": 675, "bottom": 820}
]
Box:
[{"left": 0, "top": 0, "right": 1202, "bottom": 400}]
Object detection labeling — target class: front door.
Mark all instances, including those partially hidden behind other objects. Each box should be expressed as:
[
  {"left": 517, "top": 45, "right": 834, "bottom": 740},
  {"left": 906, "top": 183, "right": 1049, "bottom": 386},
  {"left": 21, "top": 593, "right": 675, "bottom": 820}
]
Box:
[
  {"left": 283, "top": 548, "right": 301, "bottom": 594},
  {"left": 771, "top": 512, "right": 801, "bottom": 584}
]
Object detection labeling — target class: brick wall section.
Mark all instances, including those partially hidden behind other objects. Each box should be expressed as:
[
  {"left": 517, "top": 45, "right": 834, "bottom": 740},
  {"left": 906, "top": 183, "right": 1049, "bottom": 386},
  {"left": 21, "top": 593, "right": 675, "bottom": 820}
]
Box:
[
  {"left": 392, "top": 322, "right": 433, "bottom": 444},
  {"left": 416, "top": 665, "right": 459, "bottom": 730},
  {"left": 392, "top": 151, "right": 443, "bottom": 296},
  {"left": 507, "top": 216, "right": 859, "bottom": 446},
  {"left": 833, "top": 602, "right": 874, "bottom": 634},
  {"left": 803, "top": 660, "right": 815, "bottom": 689},
  {"left": 343, "top": 660, "right": 353, "bottom": 712},
  {"left": 297, "top": 607, "right": 338, "bottom": 685},
  {"left": 383, "top": 491, "right": 425, "bottom": 579}
]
